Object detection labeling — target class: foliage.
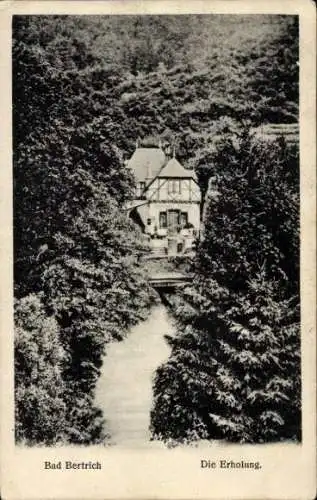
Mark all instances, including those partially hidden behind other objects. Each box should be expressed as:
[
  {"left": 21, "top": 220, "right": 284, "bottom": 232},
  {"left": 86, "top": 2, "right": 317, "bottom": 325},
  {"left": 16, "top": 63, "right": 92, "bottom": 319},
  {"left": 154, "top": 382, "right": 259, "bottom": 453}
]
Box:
[
  {"left": 15, "top": 295, "right": 67, "bottom": 445},
  {"left": 13, "top": 15, "right": 298, "bottom": 164},
  {"left": 151, "top": 132, "right": 300, "bottom": 444},
  {"left": 15, "top": 294, "right": 109, "bottom": 445},
  {"left": 13, "top": 16, "right": 154, "bottom": 445},
  {"left": 197, "top": 132, "right": 299, "bottom": 293}
]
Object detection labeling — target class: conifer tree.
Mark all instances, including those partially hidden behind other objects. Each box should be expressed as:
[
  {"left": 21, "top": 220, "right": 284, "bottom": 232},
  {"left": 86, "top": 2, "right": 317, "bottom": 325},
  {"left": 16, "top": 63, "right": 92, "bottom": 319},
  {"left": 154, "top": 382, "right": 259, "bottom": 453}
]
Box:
[{"left": 151, "top": 131, "right": 300, "bottom": 444}]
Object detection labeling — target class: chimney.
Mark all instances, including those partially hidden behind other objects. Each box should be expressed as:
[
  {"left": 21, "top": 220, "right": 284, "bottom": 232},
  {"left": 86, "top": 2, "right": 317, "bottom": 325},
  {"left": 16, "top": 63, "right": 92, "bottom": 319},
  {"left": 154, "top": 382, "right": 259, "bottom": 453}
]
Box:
[{"left": 146, "top": 161, "right": 151, "bottom": 180}]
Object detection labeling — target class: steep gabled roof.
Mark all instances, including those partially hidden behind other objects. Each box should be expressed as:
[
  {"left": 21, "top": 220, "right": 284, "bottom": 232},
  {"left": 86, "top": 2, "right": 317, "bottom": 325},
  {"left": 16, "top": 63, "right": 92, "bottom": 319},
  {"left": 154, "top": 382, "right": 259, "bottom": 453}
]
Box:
[
  {"left": 127, "top": 147, "right": 166, "bottom": 183},
  {"left": 158, "top": 157, "right": 197, "bottom": 180}
]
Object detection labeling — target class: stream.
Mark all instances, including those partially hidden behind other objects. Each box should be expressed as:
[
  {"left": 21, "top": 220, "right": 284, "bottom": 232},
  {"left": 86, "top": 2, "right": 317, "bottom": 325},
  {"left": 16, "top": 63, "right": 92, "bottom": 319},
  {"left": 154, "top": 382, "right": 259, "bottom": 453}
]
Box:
[{"left": 94, "top": 303, "right": 175, "bottom": 447}]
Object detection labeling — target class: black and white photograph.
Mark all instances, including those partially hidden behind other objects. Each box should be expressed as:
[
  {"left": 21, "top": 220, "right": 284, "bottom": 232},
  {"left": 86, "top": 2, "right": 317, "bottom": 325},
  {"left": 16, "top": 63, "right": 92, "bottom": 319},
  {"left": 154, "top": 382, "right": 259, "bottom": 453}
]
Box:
[
  {"left": 1, "top": 1, "right": 316, "bottom": 499},
  {"left": 13, "top": 12, "right": 301, "bottom": 448}
]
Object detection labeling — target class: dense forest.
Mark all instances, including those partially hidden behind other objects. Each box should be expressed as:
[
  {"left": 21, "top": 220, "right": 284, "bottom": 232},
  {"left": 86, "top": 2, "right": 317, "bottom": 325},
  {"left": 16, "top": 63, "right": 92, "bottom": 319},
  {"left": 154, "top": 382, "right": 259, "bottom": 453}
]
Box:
[{"left": 13, "top": 15, "right": 299, "bottom": 445}]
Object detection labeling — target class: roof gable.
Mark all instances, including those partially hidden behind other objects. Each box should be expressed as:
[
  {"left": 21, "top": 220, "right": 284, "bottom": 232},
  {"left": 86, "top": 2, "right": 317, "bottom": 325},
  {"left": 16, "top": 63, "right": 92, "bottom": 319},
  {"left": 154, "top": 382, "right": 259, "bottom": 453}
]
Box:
[{"left": 158, "top": 157, "right": 197, "bottom": 180}]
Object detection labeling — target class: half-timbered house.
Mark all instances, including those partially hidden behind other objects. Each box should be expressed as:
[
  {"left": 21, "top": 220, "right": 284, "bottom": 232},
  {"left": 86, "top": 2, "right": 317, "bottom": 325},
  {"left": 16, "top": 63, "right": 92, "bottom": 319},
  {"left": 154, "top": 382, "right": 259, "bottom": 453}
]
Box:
[{"left": 127, "top": 144, "right": 201, "bottom": 255}]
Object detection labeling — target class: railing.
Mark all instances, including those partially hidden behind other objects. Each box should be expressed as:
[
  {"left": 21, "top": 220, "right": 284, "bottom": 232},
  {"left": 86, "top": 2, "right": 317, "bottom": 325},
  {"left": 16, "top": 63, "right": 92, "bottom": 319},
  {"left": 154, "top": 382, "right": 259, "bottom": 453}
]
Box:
[{"left": 149, "top": 272, "right": 193, "bottom": 288}]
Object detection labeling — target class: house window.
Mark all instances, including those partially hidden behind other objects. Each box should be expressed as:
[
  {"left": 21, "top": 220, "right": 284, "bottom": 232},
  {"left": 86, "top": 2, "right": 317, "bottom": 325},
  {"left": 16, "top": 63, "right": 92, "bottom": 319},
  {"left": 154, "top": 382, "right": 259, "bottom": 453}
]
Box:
[
  {"left": 180, "top": 212, "right": 188, "bottom": 227},
  {"left": 136, "top": 181, "right": 146, "bottom": 198},
  {"left": 159, "top": 212, "right": 167, "bottom": 228},
  {"left": 147, "top": 218, "right": 152, "bottom": 225},
  {"left": 168, "top": 180, "right": 181, "bottom": 194}
]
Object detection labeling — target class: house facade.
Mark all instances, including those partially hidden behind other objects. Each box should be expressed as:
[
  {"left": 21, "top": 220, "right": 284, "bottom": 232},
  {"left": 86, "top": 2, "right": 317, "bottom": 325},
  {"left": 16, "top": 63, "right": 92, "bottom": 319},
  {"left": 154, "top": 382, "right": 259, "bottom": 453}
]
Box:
[{"left": 127, "top": 144, "right": 201, "bottom": 255}]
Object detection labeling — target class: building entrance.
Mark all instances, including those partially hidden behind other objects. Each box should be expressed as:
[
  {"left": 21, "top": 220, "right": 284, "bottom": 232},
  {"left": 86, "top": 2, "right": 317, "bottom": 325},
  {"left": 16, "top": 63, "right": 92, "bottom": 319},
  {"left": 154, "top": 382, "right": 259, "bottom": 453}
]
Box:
[{"left": 167, "top": 209, "right": 179, "bottom": 233}]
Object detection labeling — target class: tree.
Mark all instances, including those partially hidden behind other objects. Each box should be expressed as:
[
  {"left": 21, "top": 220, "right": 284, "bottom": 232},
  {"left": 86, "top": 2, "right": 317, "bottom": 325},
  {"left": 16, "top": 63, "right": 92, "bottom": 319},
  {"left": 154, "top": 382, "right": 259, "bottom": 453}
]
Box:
[
  {"left": 151, "top": 131, "right": 300, "bottom": 444},
  {"left": 13, "top": 16, "right": 154, "bottom": 445},
  {"left": 15, "top": 295, "right": 67, "bottom": 445}
]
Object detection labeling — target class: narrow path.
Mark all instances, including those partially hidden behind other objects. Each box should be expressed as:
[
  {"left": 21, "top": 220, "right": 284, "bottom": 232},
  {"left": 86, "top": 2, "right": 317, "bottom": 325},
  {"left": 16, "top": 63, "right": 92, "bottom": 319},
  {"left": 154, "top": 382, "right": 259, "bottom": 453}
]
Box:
[{"left": 94, "top": 304, "right": 174, "bottom": 447}]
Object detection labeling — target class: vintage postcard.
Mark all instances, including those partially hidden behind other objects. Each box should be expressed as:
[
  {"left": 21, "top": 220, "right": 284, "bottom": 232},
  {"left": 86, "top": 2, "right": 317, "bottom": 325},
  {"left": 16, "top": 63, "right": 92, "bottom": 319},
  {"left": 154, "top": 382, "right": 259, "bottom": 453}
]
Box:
[{"left": 0, "top": 0, "right": 316, "bottom": 499}]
